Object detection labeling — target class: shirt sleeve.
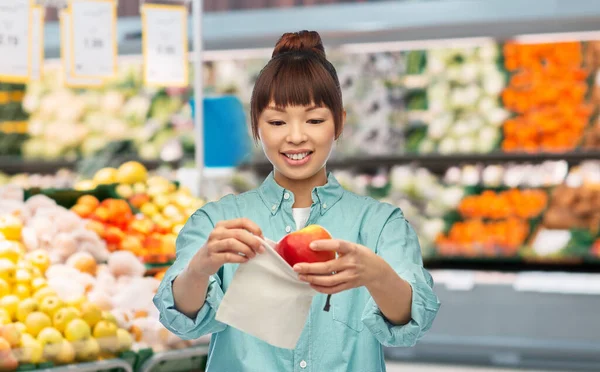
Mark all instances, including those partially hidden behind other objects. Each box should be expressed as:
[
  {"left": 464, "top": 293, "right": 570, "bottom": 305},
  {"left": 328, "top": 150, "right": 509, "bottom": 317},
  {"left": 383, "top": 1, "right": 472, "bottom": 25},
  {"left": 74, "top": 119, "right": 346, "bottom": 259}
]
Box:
[
  {"left": 361, "top": 211, "right": 441, "bottom": 347},
  {"left": 153, "top": 209, "right": 227, "bottom": 340}
]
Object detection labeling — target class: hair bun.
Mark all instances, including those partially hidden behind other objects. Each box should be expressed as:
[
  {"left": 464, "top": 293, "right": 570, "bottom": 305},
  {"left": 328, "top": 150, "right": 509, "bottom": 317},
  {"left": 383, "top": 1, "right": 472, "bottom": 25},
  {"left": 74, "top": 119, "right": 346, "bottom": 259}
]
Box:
[{"left": 272, "top": 30, "right": 326, "bottom": 59}]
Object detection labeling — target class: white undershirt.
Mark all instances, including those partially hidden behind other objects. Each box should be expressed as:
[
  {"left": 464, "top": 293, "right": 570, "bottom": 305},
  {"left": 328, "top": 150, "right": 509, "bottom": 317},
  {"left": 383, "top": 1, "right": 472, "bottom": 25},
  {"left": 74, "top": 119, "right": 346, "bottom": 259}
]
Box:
[{"left": 292, "top": 208, "right": 311, "bottom": 231}]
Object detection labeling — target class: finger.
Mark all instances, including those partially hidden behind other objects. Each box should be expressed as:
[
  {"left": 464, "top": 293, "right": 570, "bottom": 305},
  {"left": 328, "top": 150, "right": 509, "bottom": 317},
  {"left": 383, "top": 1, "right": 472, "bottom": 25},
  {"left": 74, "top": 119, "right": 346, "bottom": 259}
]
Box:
[
  {"left": 299, "top": 271, "right": 353, "bottom": 287},
  {"left": 293, "top": 259, "right": 341, "bottom": 275},
  {"left": 310, "top": 282, "right": 352, "bottom": 295},
  {"left": 310, "top": 239, "right": 354, "bottom": 254},
  {"left": 213, "top": 238, "right": 257, "bottom": 258},
  {"left": 216, "top": 218, "right": 263, "bottom": 237},
  {"left": 219, "top": 252, "right": 249, "bottom": 264},
  {"left": 222, "top": 228, "right": 265, "bottom": 254}
]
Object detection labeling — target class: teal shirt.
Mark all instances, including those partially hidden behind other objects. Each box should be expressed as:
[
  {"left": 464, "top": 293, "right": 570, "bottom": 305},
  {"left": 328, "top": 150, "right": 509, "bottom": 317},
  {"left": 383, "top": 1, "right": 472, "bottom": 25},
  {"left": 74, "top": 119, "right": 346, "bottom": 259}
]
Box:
[{"left": 153, "top": 172, "right": 441, "bottom": 372}]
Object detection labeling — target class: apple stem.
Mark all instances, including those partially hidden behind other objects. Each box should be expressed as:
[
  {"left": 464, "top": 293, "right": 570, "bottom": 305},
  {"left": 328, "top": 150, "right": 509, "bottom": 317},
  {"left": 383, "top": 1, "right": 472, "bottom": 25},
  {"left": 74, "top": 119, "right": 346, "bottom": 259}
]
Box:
[{"left": 323, "top": 294, "right": 332, "bottom": 312}]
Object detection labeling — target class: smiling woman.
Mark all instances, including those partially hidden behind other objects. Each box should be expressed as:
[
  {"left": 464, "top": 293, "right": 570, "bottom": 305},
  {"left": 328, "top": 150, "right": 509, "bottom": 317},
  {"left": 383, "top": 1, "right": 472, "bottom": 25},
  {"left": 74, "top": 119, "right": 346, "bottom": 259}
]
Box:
[{"left": 154, "top": 29, "right": 440, "bottom": 372}]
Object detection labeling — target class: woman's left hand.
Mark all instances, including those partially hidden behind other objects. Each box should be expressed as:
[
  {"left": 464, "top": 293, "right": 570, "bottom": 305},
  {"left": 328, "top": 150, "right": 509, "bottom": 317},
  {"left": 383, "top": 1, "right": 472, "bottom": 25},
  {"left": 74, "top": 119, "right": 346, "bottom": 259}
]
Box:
[{"left": 293, "top": 239, "right": 382, "bottom": 295}]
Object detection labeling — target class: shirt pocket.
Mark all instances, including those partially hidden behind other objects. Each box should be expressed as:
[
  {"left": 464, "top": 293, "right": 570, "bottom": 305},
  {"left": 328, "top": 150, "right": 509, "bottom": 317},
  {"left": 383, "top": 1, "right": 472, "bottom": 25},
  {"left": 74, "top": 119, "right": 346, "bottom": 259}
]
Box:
[{"left": 331, "top": 288, "right": 365, "bottom": 333}]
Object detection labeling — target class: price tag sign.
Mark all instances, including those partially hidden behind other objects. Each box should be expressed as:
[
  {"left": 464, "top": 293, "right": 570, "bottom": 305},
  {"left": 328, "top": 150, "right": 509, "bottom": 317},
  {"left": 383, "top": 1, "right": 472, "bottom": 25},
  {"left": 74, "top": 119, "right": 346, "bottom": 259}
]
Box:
[
  {"left": 142, "top": 4, "right": 189, "bottom": 87},
  {"left": 60, "top": 10, "right": 103, "bottom": 88},
  {"left": 0, "top": 0, "right": 33, "bottom": 83},
  {"left": 69, "top": 0, "right": 117, "bottom": 79},
  {"left": 30, "top": 6, "right": 44, "bottom": 81}
]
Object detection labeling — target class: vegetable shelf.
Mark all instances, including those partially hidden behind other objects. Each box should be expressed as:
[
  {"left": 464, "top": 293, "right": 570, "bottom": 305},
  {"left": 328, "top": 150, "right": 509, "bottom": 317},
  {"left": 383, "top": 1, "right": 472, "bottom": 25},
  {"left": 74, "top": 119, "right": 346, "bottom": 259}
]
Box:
[{"left": 242, "top": 151, "right": 600, "bottom": 175}]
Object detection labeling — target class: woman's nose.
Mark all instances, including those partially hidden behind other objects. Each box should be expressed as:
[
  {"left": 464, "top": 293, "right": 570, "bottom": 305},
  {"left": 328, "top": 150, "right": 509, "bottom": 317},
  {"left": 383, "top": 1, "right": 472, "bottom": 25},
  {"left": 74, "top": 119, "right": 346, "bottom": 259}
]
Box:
[{"left": 286, "top": 123, "right": 307, "bottom": 144}]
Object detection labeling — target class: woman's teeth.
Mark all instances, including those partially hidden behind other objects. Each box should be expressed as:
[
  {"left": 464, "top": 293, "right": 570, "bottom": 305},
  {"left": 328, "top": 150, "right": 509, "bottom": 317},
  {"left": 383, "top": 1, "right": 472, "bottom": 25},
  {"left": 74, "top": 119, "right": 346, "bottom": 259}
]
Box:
[{"left": 285, "top": 152, "right": 310, "bottom": 160}]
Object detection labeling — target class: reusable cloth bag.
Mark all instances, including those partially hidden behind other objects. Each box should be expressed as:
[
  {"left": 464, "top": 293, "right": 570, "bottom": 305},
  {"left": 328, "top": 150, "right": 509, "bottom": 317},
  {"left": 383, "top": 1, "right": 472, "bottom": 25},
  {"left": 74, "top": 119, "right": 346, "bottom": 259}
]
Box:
[{"left": 215, "top": 237, "right": 318, "bottom": 349}]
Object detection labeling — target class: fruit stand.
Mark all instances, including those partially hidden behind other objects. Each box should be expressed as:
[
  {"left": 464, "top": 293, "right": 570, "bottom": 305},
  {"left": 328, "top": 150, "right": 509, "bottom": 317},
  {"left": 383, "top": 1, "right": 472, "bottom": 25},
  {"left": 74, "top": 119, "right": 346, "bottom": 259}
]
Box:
[
  {"left": 0, "top": 160, "right": 219, "bottom": 372},
  {"left": 2, "top": 0, "right": 600, "bottom": 371}
]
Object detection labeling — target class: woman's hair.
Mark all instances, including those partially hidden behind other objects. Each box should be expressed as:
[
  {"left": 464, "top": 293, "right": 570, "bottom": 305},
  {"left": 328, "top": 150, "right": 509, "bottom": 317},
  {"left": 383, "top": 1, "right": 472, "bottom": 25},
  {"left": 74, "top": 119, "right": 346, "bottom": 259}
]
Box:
[{"left": 250, "top": 30, "right": 344, "bottom": 141}]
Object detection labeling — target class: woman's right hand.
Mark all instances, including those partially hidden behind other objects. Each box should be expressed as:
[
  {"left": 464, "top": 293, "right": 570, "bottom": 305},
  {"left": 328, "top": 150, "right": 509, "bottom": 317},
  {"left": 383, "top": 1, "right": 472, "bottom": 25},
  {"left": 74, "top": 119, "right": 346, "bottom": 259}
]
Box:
[{"left": 189, "top": 218, "right": 265, "bottom": 277}]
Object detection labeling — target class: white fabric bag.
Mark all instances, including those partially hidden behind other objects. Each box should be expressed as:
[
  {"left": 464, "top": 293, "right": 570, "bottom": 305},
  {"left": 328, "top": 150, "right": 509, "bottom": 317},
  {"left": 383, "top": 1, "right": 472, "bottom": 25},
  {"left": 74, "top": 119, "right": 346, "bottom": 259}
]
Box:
[{"left": 215, "top": 237, "right": 318, "bottom": 349}]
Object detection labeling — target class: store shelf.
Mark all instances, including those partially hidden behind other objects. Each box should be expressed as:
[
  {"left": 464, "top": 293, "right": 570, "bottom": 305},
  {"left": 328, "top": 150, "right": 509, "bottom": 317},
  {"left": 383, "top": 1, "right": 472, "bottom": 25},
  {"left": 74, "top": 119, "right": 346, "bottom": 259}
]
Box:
[
  {"left": 385, "top": 278, "right": 600, "bottom": 371},
  {"left": 0, "top": 157, "right": 182, "bottom": 175},
  {"left": 241, "top": 151, "right": 600, "bottom": 175},
  {"left": 424, "top": 256, "right": 600, "bottom": 274},
  {"left": 138, "top": 345, "right": 209, "bottom": 372},
  {"left": 31, "top": 358, "right": 134, "bottom": 372},
  {"left": 40, "top": 0, "right": 600, "bottom": 58}
]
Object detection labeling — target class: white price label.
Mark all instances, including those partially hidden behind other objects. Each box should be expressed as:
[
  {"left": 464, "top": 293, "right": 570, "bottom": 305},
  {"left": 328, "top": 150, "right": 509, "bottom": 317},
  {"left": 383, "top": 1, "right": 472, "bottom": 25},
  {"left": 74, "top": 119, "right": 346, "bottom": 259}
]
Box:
[
  {"left": 142, "top": 4, "right": 189, "bottom": 88},
  {"left": 69, "top": 0, "right": 117, "bottom": 79},
  {"left": 0, "top": 0, "right": 33, "bottom": 83},
  {"left": 30, "top": 6, "right": 44, "bottom": 81},
  {"left": 60, "top": 10, "right": 103, "bottom": 88}
]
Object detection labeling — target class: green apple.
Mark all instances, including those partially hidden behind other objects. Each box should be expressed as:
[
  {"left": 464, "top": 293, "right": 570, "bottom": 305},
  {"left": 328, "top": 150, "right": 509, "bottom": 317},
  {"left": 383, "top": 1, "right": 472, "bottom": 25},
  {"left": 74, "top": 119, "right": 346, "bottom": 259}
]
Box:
[
  {"left": 39, "top": 296, "right": 64, "bottom": 317},
  {"left": 16, "top": 298, "right": 38, "bottom": 323},
  {"left": 64, "top": 318, "right": 91, "bottom": 342},
  {"left": 74, "top": 337, "right": 100, "bottom": 362},
  {"left": 54, "top": 340, "right": 75, "bottom": 365},
  {"left": 53, "top": 307, "right": 81, "bottom": 334},
  {"left": 37, "top": 327, "right": 63, "bottom": 360},
  {"left": 25, "top": 311, "right": 52, "bottom": 337}
]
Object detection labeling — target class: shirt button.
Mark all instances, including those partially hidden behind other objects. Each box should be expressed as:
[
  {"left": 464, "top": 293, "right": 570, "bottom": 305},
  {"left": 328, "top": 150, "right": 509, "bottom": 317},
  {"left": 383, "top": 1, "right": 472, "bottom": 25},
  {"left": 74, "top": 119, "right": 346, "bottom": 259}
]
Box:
[
  {"left": 284, "top": 193, "right": 290, "bottom": 200},
  {"left": 300, "top": 360, "right": 307, "bottom": 369},
  {"left": 322, "top": 203, "right": 327, "bottom": 209},
  {"left": 272, "top": 204, "right": 277, "bottom": 211},
  {"left": 285, "top": 226, "right": 291, "bottom": 233}
]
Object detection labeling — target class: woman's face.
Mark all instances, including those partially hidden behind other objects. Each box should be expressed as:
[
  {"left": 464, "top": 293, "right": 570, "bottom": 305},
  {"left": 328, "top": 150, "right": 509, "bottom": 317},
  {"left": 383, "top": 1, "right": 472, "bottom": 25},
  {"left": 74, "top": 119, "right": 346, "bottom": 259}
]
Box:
[{"left": 257, "top": 102, "right": 339, "bottom": 183}]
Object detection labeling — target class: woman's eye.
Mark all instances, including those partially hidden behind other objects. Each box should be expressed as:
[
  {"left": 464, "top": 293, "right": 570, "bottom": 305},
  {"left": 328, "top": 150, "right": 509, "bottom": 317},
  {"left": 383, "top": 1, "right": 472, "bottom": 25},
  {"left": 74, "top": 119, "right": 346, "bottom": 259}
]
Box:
[
  {"left": 308, "top": 119, "right": 325, "bottom": 124},
  {"left": 268, "top": 120, "right": 285, "bottom": 126}
]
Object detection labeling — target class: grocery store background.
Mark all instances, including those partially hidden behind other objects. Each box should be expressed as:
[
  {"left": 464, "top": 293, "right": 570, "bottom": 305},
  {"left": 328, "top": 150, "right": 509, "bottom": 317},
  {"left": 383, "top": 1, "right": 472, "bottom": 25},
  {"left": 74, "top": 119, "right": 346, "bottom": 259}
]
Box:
[{"left": 1, "top": 0, "right": 599, "bottom": 371}]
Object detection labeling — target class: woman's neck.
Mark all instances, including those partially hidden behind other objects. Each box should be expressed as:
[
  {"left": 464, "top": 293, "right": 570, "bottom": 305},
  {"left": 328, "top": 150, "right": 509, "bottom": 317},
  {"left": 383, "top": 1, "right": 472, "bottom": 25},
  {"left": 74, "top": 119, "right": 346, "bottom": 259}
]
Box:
[{"left": 274, "top": 168, "right": 328, "bottom": 208}]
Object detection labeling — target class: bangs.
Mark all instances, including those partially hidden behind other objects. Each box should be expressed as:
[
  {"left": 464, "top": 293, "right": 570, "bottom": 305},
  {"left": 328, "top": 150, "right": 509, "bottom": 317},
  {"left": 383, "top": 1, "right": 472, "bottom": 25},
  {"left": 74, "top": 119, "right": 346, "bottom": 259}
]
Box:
[
  {"left": 250, "top": 52, "right": 343, "bottom": 140},
  {"left": 266, "top": 57, "right": 338, "bottom": 109}
]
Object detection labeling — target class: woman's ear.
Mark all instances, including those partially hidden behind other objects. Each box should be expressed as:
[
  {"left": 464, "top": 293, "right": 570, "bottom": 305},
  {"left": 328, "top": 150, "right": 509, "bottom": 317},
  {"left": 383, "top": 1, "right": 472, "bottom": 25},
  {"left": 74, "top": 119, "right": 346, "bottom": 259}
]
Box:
[{"left": 335, "top": 110, "right": 347, "bottom": 140}]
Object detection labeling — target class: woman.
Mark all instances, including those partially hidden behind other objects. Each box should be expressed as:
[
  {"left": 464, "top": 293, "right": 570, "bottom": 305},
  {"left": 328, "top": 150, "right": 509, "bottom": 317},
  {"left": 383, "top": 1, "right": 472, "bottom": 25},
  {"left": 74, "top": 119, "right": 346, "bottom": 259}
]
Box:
[{"left": 154, "top": 30, "right": 440, "bottom": 371}]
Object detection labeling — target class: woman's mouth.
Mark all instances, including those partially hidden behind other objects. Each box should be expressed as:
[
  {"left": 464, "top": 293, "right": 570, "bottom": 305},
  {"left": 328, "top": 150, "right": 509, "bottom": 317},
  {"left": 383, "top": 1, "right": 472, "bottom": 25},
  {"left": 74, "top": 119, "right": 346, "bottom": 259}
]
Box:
[{"left": 281, "top": 151, "right": 313, "bottom": 166}]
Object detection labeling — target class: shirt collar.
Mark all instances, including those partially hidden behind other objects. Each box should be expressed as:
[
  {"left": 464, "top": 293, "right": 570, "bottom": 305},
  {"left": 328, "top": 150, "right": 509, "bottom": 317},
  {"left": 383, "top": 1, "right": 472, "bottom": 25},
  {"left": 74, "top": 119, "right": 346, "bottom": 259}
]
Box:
[{"left": 258, "top": 171, "right": 344, "bottom": 216}]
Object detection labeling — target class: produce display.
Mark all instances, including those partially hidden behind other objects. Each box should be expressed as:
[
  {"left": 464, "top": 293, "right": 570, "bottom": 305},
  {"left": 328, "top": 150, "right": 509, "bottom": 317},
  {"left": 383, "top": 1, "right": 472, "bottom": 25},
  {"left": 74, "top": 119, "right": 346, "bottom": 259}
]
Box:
[
  {"left": 415, "top": 44, "right": 508, "bottom": 154},
  {"left": 0, "top": 161, "right": 223, "bottom": 370},
  {"left": 332, "top": 50, "right": 425, "bottom": 156},
  {"left": 501, "top": 41, "right": 594, "bottom": 153},
  {"left": 583, "top": 41, "right": 600, "bottom": 150},
  {"left": 334, "top": 160, "right": 600, "bottom": 262},
  {"left": 457, "top": 189, "right": 548, "bottom": 220},
  {"left": 21, "top": 62, "right": 194, "bottom": 161},
  {"left": 1, "top": 38, "right": 598, "bottom": 167},
  {"left": 435, "top": 189, "right": 549, "bottom": 257},
  {"left": 0, "top": 224, "right": 134, "bottom": 367},
  {"left": 66, "top": 162, "right": 205, "bottom": 264},
  {"left": 0, "top": 169, "right": 77, "bottom": 190}
]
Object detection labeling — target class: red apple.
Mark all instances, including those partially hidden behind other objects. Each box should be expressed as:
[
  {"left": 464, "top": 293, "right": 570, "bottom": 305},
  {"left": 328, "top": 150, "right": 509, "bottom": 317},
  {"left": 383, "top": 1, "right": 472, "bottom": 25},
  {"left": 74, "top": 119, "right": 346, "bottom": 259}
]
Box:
[{"left": 276, "top": 225, "right": 334, "bottom": 267}]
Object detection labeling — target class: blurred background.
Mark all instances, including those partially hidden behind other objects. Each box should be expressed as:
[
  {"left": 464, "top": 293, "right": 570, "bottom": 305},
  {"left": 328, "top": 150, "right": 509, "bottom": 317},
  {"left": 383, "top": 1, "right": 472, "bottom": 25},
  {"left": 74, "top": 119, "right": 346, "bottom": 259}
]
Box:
[{"left": 0, "top": 0, "right": 599, "bottom": 371}]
